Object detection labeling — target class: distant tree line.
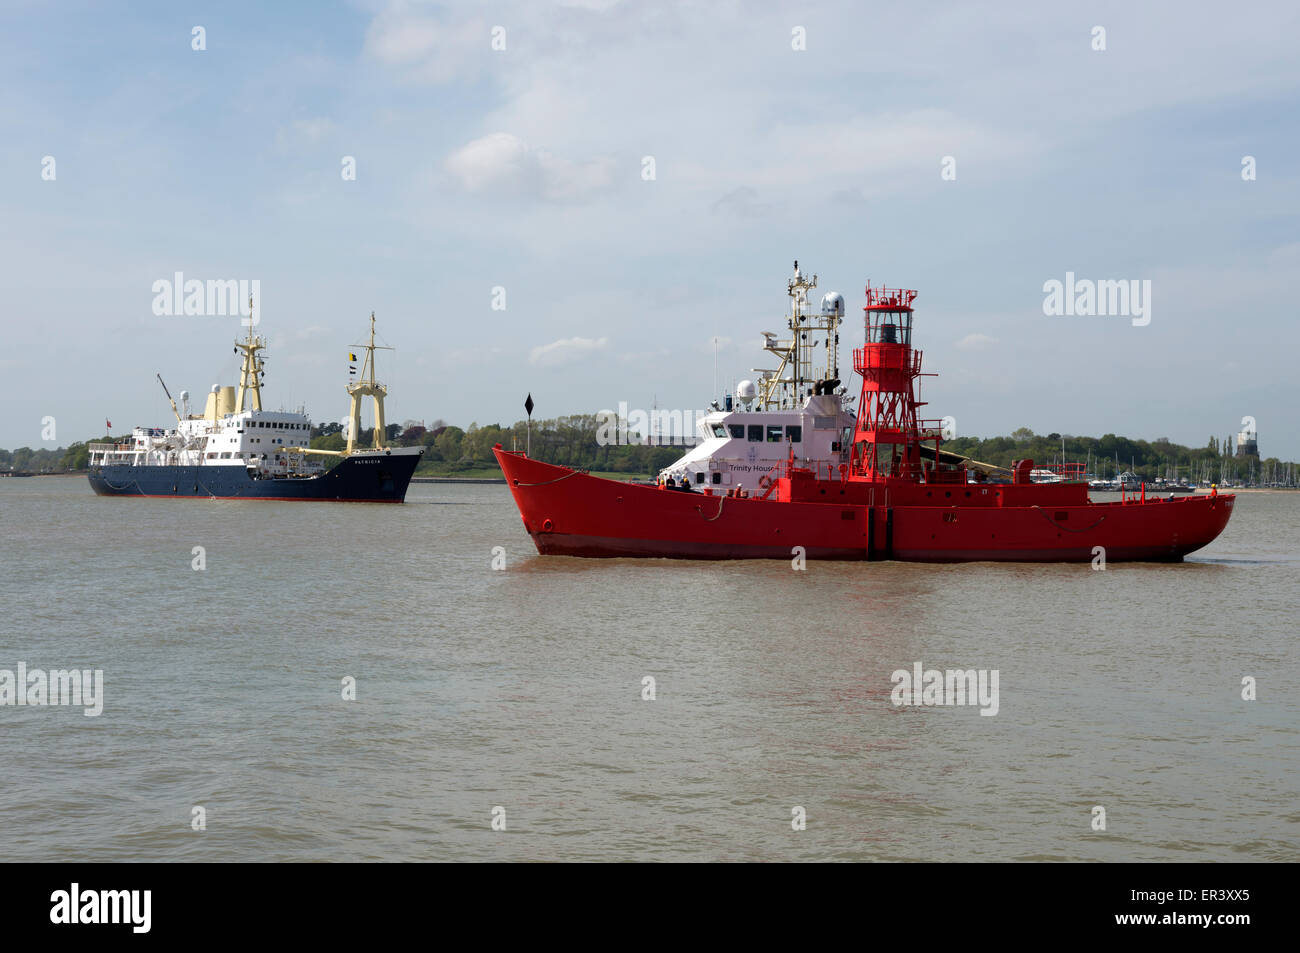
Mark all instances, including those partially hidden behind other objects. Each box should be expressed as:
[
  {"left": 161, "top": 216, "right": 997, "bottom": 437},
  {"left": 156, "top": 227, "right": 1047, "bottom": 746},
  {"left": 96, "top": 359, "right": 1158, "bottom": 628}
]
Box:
[
  {"left": 6, "top": 421, "right": 1295, "bottom": 485},
  {"left": 308, "top": 414, "right": 681, "bottom": 475},
  {"left": 0, "top": 436, "right": 112, "bottom": 473},
  {"left": 945, "top": 427, "right": 1293, "bottom": 485}
]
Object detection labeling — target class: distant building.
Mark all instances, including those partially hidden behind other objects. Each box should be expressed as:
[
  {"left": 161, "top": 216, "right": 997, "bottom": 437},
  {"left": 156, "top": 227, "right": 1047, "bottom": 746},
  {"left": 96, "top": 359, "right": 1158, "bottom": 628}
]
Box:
[{"left": 1236, "top": 428, "right": 1259, "bottom": 458}]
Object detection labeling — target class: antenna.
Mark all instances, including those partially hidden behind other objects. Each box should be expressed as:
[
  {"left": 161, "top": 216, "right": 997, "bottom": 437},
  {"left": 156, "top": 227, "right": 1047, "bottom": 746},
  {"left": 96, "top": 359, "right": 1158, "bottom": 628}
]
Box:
[
  {"left": 157, "top": 374, "right": 182, "bottom": 424},
  {"left": 713, "top": 334, "right": 719, "bottom": 404}
]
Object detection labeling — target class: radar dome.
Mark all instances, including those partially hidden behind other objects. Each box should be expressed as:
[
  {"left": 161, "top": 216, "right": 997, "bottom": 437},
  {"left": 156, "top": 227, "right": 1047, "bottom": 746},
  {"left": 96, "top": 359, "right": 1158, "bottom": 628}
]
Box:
[
  {"left": 821, "top": 292, "right": 845, "bottom": 316},
  {"left": 736, "top": 380, "right": 757, "bottom": 400}
]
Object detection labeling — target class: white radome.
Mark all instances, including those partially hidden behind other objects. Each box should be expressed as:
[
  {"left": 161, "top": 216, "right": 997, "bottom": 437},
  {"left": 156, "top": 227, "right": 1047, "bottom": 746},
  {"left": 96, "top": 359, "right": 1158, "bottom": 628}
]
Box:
[{"left": 736, "top": 379, "right": 757, "bottom": 400}]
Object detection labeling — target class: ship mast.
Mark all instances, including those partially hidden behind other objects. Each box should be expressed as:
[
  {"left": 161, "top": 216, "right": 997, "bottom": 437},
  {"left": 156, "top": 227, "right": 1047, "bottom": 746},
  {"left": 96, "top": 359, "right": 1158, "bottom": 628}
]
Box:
[
  {"left": 234, "top": 295, "right": 266, "bottom": 414},
  {"left": 756, "top": 261, "right": 842, "bottom": 410},
  {"left": 346, "top": 312, "right": 393, "bottom": 454}
]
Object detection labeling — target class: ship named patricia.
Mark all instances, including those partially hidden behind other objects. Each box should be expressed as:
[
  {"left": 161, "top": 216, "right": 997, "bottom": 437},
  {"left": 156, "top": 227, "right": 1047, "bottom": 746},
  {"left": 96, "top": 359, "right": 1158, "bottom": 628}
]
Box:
[{"left": 88, "top": 310, "right": 423, "bottom": 503}]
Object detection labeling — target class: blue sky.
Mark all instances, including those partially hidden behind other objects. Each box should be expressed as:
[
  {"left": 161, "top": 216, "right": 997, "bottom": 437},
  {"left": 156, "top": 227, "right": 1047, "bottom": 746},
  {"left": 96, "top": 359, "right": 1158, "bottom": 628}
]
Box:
[{"left": 3, "top": 0, "right": 1298, "bottom": 457}]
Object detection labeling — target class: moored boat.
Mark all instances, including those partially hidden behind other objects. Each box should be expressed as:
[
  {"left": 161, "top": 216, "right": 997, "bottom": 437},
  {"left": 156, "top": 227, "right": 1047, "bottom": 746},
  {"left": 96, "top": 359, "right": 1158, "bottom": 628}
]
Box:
[{"left": 495, "top": 274, "right": 1235, "bottom": 561}]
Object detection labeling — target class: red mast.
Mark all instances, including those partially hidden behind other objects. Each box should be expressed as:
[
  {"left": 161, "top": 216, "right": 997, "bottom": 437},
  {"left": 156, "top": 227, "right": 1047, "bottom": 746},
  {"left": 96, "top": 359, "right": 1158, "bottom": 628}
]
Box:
[{"left": 851, "top": 283, "right": 933, "bottom": 481}]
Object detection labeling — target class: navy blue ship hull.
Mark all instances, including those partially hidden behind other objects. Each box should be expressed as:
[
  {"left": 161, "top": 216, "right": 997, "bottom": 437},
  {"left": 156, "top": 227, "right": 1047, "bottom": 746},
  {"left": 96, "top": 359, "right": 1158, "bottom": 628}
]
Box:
[{"left": 87, "top": 450, "right": 423, "bottom": 502}]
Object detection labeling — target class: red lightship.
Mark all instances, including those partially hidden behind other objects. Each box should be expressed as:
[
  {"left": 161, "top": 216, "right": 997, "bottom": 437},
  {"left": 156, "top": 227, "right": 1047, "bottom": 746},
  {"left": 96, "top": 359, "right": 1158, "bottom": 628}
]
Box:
[{"left": 494, "top": 279, "right": 1234, "bottom": 561}]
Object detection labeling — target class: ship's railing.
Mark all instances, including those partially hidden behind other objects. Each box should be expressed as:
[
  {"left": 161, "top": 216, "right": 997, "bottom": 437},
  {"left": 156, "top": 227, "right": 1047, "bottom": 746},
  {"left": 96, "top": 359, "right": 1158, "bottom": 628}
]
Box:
[
  {"left": 88, "top": 443, "right": 136, "bottom": 453},
  {"left": 915, "top": 418, "right": 946, "bottom": 434},
  {"left": 863, "top": 286, "right": 917, "bottom": 309},
  {"left": 852, "top": 346, "right": 923, "bottom": 374}
]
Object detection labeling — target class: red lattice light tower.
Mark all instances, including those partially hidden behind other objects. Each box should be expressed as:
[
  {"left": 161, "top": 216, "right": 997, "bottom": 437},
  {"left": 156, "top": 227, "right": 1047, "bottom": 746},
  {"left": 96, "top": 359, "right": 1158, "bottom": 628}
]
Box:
[{"left": 851, "top": 283, "right": 938, "bottom": 481}]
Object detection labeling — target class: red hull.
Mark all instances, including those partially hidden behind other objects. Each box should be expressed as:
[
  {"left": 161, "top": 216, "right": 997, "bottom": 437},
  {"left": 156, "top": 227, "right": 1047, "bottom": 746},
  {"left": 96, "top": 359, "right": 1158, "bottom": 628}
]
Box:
[{"left": 494, "top": 449, "right": 1235, "bottom": 562}]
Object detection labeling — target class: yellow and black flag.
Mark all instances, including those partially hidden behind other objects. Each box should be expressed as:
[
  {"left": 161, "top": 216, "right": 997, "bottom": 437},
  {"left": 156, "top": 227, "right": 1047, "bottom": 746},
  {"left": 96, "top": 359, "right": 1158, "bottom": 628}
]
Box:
[{"left": 349, "top": 352, "right": 357, "bottom": 375}]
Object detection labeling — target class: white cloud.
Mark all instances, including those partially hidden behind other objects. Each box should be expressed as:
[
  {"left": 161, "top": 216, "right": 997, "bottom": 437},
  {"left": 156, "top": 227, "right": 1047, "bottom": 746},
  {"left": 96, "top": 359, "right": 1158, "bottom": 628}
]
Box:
[
  {"left": 363, "top": 7, "right": 440, "bottom": 64},
  {"left": 529, "top": 336, "right": 609, "bottom": 367},
  {"left": 363, "top": 5, "right": 487, "bottom": 83},
  {"left": 444, "top": 133, "right": 616, "bottom": 202},
  {"left": 956, "top": 333, "right": 998, "bottom": 351}
]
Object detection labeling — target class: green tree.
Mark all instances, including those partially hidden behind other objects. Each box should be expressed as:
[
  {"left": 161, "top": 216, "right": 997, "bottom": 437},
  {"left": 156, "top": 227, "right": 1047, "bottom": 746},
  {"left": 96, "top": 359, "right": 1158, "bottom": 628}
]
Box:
[
  {"left": 61, "top": 442, "right": 90, "bottom": 470},
  {"left": 434, "top": 426, "right": 464, "bottom": 462}
]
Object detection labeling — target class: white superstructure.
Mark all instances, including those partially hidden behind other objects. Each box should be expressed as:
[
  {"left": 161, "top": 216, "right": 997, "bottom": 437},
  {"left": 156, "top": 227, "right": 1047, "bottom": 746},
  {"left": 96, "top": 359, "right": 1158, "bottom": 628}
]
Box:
[
  {"left": 87, "top": 407, "right": 321, "bottom": 478},
  {"left": 660, "top": 394, "right": 854, "bottom": 491},
  {"left": 658, "top": 261, "right": 856, "bottom": 491}
]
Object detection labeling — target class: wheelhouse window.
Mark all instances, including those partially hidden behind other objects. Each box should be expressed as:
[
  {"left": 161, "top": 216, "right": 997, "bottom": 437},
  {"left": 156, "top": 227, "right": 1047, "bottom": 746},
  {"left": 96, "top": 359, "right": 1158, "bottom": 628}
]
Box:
[
  {"left": 728, "top": 424, "right": 744, "bottom": 439},
  {"left": 747, "top": 425, "right": 763, "bottom": 442},
  {"left": 786, "top": 425, "right": 802, "bottom": 443},
  {"left": 711, "top": 424, "right": 727, "bottom": 438},
  {"left": 766, "top": 426, "right": 784, "bottom": 443}
]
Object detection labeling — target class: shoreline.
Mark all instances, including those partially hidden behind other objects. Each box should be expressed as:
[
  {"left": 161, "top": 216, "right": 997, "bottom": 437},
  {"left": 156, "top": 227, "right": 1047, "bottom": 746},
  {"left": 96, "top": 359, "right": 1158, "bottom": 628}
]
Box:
[{"left": 10, "top": 471, "right": 1299, "bottom": 493}]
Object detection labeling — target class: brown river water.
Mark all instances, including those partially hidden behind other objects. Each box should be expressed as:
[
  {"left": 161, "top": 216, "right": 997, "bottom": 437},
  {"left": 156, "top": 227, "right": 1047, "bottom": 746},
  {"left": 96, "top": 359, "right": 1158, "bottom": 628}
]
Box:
[{"left": 1, "top": 476, "right": 1296, "bottom": 861}]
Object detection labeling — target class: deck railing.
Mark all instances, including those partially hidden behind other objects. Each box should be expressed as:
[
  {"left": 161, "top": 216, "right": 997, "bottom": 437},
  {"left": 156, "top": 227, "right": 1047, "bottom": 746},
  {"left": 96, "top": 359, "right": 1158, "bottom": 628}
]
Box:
[{"left": 852, "top": 346, "right": 923, "bottom": 374}]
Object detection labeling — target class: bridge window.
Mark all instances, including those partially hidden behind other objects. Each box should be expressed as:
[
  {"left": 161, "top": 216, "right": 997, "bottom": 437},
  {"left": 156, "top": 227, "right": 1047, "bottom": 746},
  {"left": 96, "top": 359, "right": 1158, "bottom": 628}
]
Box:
[
  {"left": 747, "top": 425, "right": 763, "bottom": 442},
  {"left": 712, "top": 424, "right": 727, "bottom": 437},
  {"left": 767, "top": 426, "right": 783, "bottom": 442},
  {"left": 729, "top": 424, "right": 744, "bottom": 439},
  {"left": 786, "top": 425, "right": 802, "bottom": 443}
]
